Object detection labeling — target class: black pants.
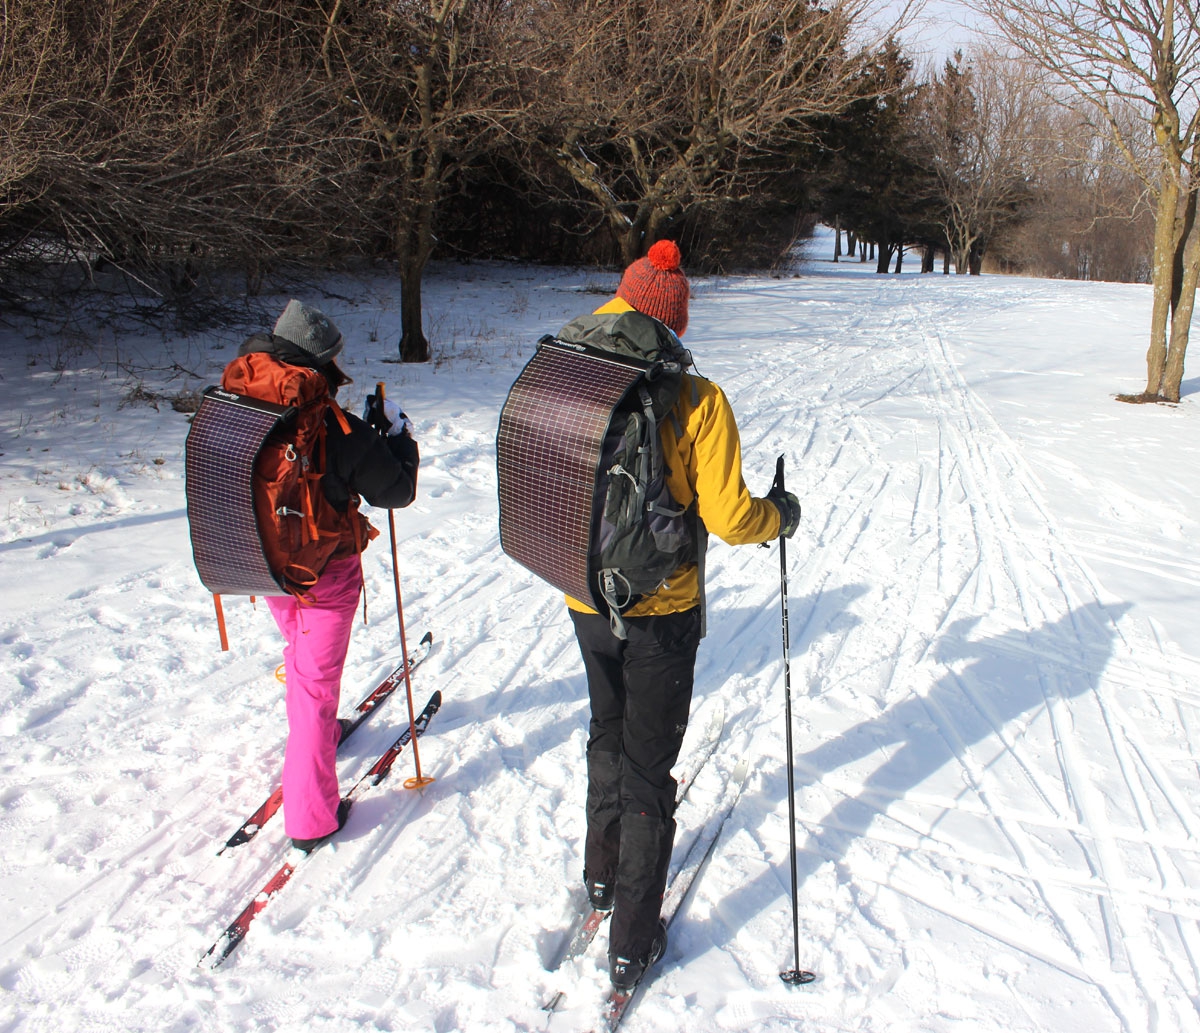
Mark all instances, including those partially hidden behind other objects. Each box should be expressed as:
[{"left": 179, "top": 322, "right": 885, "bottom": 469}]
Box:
[{"left": 570, "top": 606, "right": 702, "bottom": 960}]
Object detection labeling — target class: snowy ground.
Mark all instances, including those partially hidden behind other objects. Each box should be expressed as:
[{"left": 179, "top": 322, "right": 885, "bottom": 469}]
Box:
[{"left": 3, "top": 230, "right": 1200, "bottom": 1033}]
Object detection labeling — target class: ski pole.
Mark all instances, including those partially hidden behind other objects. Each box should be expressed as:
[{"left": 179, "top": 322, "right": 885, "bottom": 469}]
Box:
[
  {"left": 376, "top": 382, "right": 433, "bottom": 790},
  {"left": 772, "top": 454, "right": 814, "bottom": 987}
]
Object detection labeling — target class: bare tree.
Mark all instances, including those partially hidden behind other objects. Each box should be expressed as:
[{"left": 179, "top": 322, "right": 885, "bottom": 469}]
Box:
[
  {"left": 516, "top": 0, "right": 891, "bottom": 266},
  {"left": 990, "top": 99, "right": 1155, "bottom": 282},
  {"left": 1, "top": 0, "right": 524, "bottom": 355},
  {"left": 917, "top": 49, "right": 1044, "bottom": 274},
  {"left": 1, "top": 0, "right": 369, "bottom": 301},
  {"left": 977, "top": 0, "right": 1200, "bottom": 402},
  {"left": 318, "top": 0, "right": 523, "bottom": 362}
]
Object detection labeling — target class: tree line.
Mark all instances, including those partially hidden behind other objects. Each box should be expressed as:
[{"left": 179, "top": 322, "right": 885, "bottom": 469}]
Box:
[
  {"left": 0, "top": 0, "right": 1170, "bottom": 370},
  {"left": 819, "top": 42, "right": 1153, "bottom": 284}
]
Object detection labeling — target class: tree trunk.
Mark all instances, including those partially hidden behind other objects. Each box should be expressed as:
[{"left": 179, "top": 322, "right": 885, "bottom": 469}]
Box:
[
  {"left": 1146, "top": 174, "right": 1181, "bottom": 395},
  {"left": 398, "top": 258, "right": 431, "bottom": 363},
  {"left": 875, "top": 241, "right": 892, "bottom": 273},
  {"left": 395, "top": 200, "right": 435, "bottom": 363},
  {"left": 1163, "top": 197, "right": 1200, "bottom": 401},
  {"left": 894, "top": 245, "right": 904, "bottom": 273},
  {"left": 616, "top": 214, "right": 648, "bottom": 267},
  {"left": 834, "top": 215, "right": 842, "bottom": 262},
  {"left": 921, "top": 245, "right": 935, "bottom": 272}
]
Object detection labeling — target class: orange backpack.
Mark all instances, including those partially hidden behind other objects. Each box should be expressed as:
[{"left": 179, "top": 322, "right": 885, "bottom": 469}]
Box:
[{"left": 220, "top": 352, "right": 376, "bottom": 597}]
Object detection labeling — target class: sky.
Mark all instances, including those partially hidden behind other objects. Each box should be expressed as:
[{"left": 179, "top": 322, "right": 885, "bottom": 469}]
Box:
[{"left": 888, "top": 0, "right": 987, "bottom": 65}]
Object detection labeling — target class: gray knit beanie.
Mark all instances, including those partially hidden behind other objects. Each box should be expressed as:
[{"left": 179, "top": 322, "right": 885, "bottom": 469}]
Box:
[{"left": 272, "top": 300, "right": 344, "bottom": 365}]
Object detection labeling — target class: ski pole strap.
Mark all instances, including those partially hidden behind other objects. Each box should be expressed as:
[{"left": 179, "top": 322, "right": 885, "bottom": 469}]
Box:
[{"left": 760, "top": 454, "right": 788, "bottom": 550}]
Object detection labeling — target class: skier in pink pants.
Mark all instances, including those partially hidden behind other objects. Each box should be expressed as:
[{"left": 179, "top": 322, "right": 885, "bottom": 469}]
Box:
[
  {"left": 267, "top": 555, "right": 365, "bottom": 843},
  {"left": 238, "top": 300, "right": 419, "bottom": 851}
]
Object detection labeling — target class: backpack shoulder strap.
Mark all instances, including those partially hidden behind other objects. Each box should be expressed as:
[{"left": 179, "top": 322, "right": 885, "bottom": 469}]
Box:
[{"left": 328, "top": 402, "right": 351, "bottom": 435}]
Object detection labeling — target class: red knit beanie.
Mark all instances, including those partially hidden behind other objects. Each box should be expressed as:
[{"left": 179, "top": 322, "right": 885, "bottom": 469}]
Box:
[{"left": 616, "top": 240, "right": 690, "bottom": 336}]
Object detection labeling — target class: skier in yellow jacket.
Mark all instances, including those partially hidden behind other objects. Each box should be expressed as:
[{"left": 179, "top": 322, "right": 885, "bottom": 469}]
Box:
[{"left": 567, "top": 240, "right": 801, "bottom": 990}]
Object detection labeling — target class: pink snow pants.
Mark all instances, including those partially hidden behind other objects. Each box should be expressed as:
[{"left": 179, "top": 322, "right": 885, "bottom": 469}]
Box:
[{"left": 266, "top": 555, "right": 363, "bottom": 840}]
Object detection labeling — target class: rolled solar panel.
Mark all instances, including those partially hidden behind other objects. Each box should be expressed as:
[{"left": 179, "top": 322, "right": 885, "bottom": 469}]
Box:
[
  {"left": 496, "top": 339, "right": 646, "bottom": 608},
  {"left": 185, "top": 386, "right": 289, "bottom": 596}
]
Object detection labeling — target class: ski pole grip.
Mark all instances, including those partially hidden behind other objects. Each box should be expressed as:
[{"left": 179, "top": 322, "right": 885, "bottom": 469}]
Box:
[
  {"left": 373, "top": 381, "right": 388, "bottom": 437},
  {"left": 761, "top": 455, "right": 787, "bottom": 550}
]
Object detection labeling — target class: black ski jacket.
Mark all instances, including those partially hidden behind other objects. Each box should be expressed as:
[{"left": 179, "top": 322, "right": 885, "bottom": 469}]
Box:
[{"left": 238, "top": 333, "right": 419, "bottom": 513}]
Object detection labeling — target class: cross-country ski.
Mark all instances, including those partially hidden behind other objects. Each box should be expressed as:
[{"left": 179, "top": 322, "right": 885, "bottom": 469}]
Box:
[
  {"left": 216, "top": 632, "right": 433, "bottom": 854},
  {"left": 543, "top": 698, "right": 725, "bottom": 988},
  {"left": 599, "top": 758, "right": 755, "bottom": 1030},
  {"left": 200, "top": 691, "right": 442, "bottom": 968}
]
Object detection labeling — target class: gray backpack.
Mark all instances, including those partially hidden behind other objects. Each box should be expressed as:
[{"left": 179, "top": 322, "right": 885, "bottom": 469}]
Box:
[{"left": 497, "top": 310, "right": 703, "bottom": 637}]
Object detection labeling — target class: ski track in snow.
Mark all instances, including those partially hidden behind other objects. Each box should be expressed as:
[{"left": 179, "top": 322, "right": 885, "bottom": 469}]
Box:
[{"left": 2, "top": 248, "right": 1200, "bottom": 1032}]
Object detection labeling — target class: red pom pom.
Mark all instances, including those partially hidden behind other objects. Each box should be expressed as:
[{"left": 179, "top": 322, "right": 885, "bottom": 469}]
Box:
[{"left": 647, "top": 239, "right": 682, "bottom": 272}]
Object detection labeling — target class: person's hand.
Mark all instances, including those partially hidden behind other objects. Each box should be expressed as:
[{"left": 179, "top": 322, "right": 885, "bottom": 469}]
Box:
[
  {"left": 363, "top": 393, "right": 414, "bottom": 438},
  {"left": 767, "top": 484, "right": 801, "bottom": 539}
]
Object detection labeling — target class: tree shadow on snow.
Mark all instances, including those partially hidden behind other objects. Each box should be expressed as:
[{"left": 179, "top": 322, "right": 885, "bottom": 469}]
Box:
[
  {"left": 696, "top": 582, "right": 869, "bottom": 704},
  {"left": 1178, "top": 375, "right": 1200, "bottom": 399},
  {"left": 684, "top": 598, "right": 1132, "bottom": 966},
  {"left": 0, "top": 508, "right": 189, "bottom": 554},
  {"left": 440, "top": 582, "right": 868, "bottom": 927}
]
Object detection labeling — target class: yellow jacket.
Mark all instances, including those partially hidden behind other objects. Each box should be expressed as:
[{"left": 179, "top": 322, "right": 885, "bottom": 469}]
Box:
[{"left": 566, "top": 297, "right": 781, "bottom": 617}]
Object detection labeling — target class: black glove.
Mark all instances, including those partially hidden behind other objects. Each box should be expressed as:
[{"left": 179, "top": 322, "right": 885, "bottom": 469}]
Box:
[{"left": 767, "top": 484, "right": 801, "bottom": 539}]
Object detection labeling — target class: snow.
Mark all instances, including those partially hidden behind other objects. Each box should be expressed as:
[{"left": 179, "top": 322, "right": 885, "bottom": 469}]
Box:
[{"left": 4, "top": 227, "right": 1200, "bottom": 1032}]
